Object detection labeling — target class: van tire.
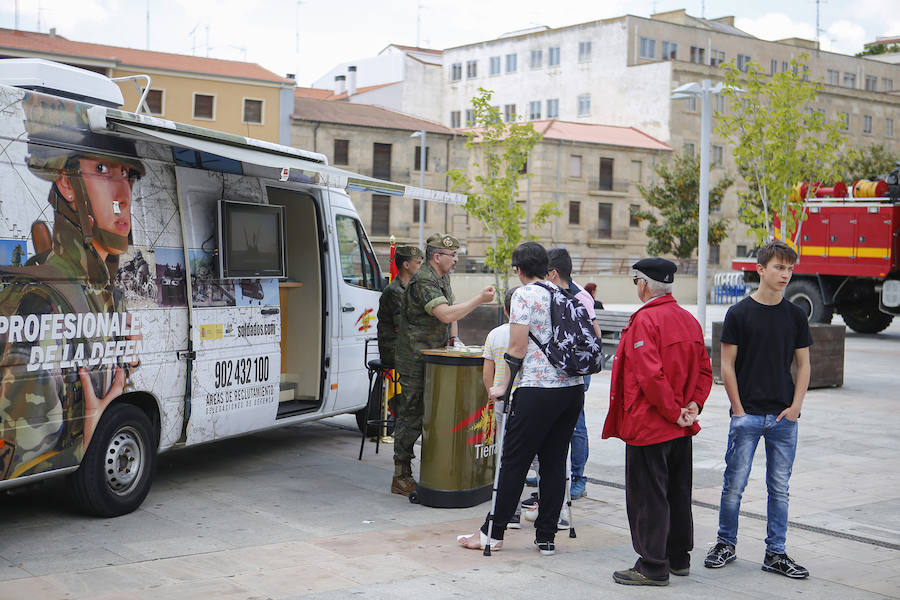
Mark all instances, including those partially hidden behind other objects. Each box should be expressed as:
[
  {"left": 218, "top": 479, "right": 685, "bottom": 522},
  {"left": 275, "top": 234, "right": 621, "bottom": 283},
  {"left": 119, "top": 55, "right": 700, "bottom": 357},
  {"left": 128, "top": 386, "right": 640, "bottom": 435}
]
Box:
[
  {"left": 67, "top": 403, "right": 156, "bottom": 517},
  {"left": 841, "top": 305, "right": 894, "bottom": 334}
]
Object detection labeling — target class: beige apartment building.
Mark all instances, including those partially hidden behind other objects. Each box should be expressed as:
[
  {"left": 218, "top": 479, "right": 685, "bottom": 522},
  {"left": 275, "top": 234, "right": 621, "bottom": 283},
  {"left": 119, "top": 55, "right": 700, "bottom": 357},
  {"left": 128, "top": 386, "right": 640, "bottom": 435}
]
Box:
[
  {"left": 440, "top": 9, "right": 900, "bottom": 267},
  {"left": 0, "top": 28, "right": 295, "bottom": 144},
  {"left": 292, "top": 90, "right": 672, "bottom": 269}
]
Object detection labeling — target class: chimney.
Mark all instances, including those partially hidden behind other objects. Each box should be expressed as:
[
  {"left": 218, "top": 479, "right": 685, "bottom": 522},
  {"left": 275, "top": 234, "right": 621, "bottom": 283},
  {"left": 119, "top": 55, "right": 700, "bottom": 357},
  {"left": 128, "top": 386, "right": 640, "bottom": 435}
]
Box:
[
  {"left": 49, "top": 27, "right": 56, "bottom": 38},
  {"left": 334, "top": 75, "right": 346, "bottom": 95},
  {"left": 347, "top": 66, "right": 357, "bottom": 97}
]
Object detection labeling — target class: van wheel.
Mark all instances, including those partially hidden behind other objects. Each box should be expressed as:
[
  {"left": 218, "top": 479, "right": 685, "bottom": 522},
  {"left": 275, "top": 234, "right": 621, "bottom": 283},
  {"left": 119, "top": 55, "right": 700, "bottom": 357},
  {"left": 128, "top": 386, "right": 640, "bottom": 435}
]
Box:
[
  {"left": 355, "top": 371, "right": 396, "bottom": 437},
  {"left": 842, "top": 305, "right": 893, "bottom": 334},
  {"left": 786, "top": 280, "right": 833, "bottom": 324},
  {"left": 67, "top": 403, "right": 156, "bottom": 517}
]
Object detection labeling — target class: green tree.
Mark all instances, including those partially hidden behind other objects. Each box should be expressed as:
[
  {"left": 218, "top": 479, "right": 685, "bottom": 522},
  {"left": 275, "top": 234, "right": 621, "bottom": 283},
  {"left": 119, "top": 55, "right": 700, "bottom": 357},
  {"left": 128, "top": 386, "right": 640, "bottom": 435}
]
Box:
[
  {"left": 633, "top": 152, "right": 733, "bottom": 258},
  {"left": 717, "top": 54, "right": 844, "bottom": 244},
  {"left": 855, "top": 43, "right": 900, "bottom": 57},
  {"left": 448, "top": 88, "right": 559, "bottom": 295},
  {"left": 833, "top": 143, "right": 899, "bottom": 183}
]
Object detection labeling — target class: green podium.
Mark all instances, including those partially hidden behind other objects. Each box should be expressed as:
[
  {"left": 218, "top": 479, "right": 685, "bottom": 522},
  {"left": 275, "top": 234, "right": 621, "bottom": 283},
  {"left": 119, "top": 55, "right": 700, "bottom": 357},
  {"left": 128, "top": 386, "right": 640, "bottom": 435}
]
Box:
[{"left": 415, "top": 348, "right": 496, "bottom": 508}]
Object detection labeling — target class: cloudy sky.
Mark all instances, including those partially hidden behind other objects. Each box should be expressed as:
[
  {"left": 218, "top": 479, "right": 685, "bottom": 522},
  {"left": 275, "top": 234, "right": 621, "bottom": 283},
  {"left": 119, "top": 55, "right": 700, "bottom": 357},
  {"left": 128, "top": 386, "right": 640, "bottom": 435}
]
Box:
[{"left": 2, "top": 0, "right": 898, "bottom": 85}]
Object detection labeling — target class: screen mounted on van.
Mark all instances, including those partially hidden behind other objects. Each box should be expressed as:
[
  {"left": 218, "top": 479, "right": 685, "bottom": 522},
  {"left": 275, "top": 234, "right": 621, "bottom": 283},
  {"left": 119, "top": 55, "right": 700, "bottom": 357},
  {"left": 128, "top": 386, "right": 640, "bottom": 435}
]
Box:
[{"left": 218, "top": 200, "right": 287, "bottom": 279}]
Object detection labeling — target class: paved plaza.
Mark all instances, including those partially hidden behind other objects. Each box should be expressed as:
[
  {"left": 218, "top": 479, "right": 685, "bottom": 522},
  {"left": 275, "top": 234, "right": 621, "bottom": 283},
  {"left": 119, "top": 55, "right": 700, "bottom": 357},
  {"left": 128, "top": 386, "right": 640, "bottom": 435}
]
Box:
[{"left": 1, "top": 305, "right": 898, "bottom": 599}]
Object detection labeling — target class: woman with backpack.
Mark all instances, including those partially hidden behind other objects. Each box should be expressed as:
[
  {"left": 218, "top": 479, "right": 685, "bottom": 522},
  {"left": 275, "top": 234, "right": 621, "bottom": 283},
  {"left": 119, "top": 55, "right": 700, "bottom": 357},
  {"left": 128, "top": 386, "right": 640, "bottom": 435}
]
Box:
[{"left": 457, "top": 242, "right": 589, "bottom": 556}]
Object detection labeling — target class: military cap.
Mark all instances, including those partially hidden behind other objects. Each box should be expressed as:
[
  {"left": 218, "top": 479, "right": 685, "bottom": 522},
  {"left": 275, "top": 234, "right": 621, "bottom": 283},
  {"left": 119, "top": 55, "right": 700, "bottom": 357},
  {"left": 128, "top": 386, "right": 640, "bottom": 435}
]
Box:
[
  {"left": 632, "top": 257, "right": 677, "bottom": 283},
  {"left": 425, "top": 233, "right": 460, "bottom": 250},
  {"left": 395, "top": 244, "right": 424, "bottom": 259}
]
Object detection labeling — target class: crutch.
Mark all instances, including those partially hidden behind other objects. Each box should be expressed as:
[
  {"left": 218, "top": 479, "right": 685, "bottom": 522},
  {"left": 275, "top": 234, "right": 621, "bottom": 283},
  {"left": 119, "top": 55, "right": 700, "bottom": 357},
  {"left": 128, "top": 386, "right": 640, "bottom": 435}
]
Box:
[
  {"left": 484, "top": 353, "right": 523, "bottom": 557},
  {"left": 564, "top": 444, "right": 576, "bottom": 539}
]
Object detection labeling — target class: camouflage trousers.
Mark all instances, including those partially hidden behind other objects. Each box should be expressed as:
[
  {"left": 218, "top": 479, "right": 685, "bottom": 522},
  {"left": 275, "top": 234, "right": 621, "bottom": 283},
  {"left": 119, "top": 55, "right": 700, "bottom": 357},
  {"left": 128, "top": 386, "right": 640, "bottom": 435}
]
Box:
[{"left": 393, "top": 358, "right": 424, "bottom": 463}]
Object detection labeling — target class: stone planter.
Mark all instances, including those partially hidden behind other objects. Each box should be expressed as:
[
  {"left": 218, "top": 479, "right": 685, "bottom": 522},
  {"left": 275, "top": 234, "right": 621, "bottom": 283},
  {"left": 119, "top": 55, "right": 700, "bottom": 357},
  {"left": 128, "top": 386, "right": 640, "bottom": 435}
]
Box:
[{"left": 710, "top": 321, "right": 844, "bottom": 389}]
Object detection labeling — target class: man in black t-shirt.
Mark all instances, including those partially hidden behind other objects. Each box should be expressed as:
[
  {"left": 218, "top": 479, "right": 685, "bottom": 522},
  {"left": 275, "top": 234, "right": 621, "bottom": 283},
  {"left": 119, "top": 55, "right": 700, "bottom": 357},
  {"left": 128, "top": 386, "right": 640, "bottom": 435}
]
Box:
[{"left": 704, "top": 241, "right": 813, "bottom": 579}]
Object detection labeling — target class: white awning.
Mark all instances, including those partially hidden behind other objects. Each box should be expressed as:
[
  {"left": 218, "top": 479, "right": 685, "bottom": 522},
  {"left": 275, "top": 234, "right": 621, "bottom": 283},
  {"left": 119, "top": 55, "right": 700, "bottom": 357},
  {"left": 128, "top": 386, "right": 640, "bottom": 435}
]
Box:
[{"left": 108, "top": 122, "right": 466, "bottom": 205}]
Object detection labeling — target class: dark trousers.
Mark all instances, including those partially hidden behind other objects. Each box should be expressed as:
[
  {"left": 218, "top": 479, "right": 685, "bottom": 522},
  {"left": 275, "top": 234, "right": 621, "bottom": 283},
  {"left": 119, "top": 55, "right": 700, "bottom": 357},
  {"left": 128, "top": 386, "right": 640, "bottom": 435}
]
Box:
[
  {"left": 625, "top": 436, "right": 694, "bottom": 580},
  {"left": 481, "top": 384, "right": 583, "bottom": 542}
]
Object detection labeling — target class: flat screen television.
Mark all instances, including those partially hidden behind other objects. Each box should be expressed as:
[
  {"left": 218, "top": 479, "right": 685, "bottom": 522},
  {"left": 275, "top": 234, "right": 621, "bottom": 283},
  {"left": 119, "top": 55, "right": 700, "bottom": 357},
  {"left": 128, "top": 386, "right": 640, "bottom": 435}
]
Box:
[{"left": 217, "top": 200, "right": 287, "bottom": 279}]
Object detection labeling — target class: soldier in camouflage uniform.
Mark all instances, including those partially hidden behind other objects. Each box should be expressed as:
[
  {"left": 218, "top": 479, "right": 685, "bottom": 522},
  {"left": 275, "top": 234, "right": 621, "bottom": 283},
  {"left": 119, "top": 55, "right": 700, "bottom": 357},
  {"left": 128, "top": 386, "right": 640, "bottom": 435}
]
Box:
[
  {"left": 0, "top": 92, "right": 144, "bottom": 481},
  {"left": 376, "top": 244, "right": 424, "bottom": 368},
  {"left": 391, "top": 233, "right": 495, "bottom": 495}
]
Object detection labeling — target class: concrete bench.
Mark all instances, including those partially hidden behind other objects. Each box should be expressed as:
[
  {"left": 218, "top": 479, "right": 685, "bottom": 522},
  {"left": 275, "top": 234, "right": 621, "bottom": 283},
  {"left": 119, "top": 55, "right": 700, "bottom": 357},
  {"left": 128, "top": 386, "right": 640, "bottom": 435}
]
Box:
[{"left": 595, "top": 310, "right": 632, "bottom": 368}]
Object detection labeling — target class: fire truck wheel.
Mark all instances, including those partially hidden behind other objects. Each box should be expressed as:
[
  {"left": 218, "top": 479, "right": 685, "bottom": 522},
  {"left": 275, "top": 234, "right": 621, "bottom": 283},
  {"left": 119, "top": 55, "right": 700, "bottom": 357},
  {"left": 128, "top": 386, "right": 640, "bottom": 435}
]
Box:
[
  {"left": 841, "top": 306, "right": 894, "bottom": 334},
  {"left": 786, "top": 280, "right": 833, "bottom": 324},
  {"left": 67, "top": 403, "right": 157, "bottom": 517}
]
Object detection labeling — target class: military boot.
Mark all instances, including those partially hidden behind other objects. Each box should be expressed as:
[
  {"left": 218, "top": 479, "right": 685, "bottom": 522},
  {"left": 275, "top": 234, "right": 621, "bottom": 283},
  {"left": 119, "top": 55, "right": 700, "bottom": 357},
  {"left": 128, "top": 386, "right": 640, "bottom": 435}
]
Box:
[{"left": 391, "top": 460, "right": 417, "bottom": 495}]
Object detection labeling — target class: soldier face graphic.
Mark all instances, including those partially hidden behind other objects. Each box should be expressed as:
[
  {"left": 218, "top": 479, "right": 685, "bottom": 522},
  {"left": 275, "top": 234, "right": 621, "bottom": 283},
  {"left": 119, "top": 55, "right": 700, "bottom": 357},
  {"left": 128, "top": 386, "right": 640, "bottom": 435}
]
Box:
[{"left": 56, "top": 157, "right": 135, "bottom": 260}]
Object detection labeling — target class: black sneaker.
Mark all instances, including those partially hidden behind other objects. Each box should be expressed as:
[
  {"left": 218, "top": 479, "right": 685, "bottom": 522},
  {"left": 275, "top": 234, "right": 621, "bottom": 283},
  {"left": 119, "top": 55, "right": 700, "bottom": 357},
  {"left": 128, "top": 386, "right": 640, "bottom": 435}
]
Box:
[
  {"left": 521, "top": 492, "right": 539, "bottom": 508},
  {"left": 704, "top": 542, "right": 736, "bottom": 568},
  {"left": 762, "top": 552, "right": 809, "bottom": 579},
  {"left": 507, "top": 513, "right": 521, "bottom": 529},
  {"left": 534, "top": 540, "right": 556, "bottom": 556},
  {"left": 612, "top": 568, "right": 668, "bottom": 586}
]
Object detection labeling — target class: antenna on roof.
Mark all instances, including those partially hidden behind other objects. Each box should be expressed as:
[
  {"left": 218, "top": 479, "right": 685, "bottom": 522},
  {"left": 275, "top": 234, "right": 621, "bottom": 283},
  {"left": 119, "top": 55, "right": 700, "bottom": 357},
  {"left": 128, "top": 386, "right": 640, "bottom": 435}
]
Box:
[
  {"left": 416, "top": 0, "right": 424, "bottom": 48},
  {"left": 146, "top": 0, "right": 150, "bottom": 50},
  {"left": 189, "top": 23, "right": 200, "bottom": 56}
]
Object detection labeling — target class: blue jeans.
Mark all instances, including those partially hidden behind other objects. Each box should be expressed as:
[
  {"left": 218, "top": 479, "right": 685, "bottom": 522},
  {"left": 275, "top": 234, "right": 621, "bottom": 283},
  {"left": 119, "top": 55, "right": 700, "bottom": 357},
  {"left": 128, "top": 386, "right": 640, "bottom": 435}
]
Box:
[
  {"left": 716, "top": 414, "right": 798, "bottom": 554},
  {"left": 570, "top": 408, "right": 588, "bottom": 479}
]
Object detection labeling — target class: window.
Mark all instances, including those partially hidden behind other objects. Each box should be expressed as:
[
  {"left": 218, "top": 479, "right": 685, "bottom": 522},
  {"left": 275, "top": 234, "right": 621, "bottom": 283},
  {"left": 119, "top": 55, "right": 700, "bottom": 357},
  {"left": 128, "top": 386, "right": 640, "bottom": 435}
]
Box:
[
  {"left": 882, "top": 77, "right": 893, "bottom": 92},
  {"left": 548, "top": 46, "right": 560, "bottom": 66},
  {"left": 504, "top": 103, "right": 516, "bottom": 122},
  {"left": 569, "top": 201, "right": 580, "bottom": 225},
  {"left": 683, "top": 141, "right": 695, "bottom": 156},
  {"left": 489, "top": 56, "right": 501, "bottom": 75},
  {"left": 631, "top": 160, "right": 643, "bottom": 184},
  {"left": 598, "top": 157, "right": 614, "bottom": 191},
  {"left": 736, "top": 244, "right": 747, "bottom": 258},
  {"left": 465, "top": 109, "right": 475, "bottom": 126},
  {"left": 578, "top": 41, "right": 592, "bottom": 62},
  {"left": 450, "top": 110, "right": 461, "bottom": 128},
  {"left": 686, "top": 95, "right": 698, "bottom": 112},
  {"left": 843, "top": 72, "right": 856, "bottom": 88},
  {"left": 690, "top": 45, "right": 705, "bottom": 64},
  {"left": 450, "top": 63, "right": 462, "bottom": 81},
  {"left": 863, "top": 114, "right": 873, "bottom": 134},
  {"left": 371, "top": 195, "right": 390, "bottom": 237},
  {"left": 711, "top": 145, "right": 724, "bottom": 167},
  {"left": 661, "top": 41, "right": 678, "bottom": 60},
  {"left": 242, "top": 98, "right": 263, "bottom": 124},
  {"left": 839, "top": 111, "right": 850, "bottom": 131},
  {"left": 888, "top": 118, "right": 895, "bottom": 138},
  {"left": 466, "top": 59, "right": 477, "bottom": 78},
  {"left": 709, "top": 244, "right": 720, "bottom": 264},
  {"left": 336, "top": 215, "right": 379, "bottom": 290},
  {"left": 737, "top": 54, "right": 751, "bottom": 72},
  {"left": 506, "top": 53, "right": 517, "bottom": 73},
  {"left": 827, "top": 69, "right": 840, "bottom": 85},
  {"left": 528, "top": 100, "right": 541, "bottom": 120},
  {"left": 519, "top": 160, "right": 527, "bottom": 175},
  {"left": 333, "top": 139, "right": 349, "bottom": 165},
  {"left": 769, "top": 59, "right": 777, "bottom": 75},
  {"left": 192, "top": 93, "right": 215, "bottom": 119},
  {"left": 145, "top": 89, "right": 164, "bottom": 114},
  {"left": 414, "top": 146, "right": 430, "bottom": 171},
  {"left": 710, "top": 49, "right": 725, "bottom": 67},
  {"left": 781, "top": 61, "right": 789, "bottom": 72},
  {"left": 569, "top": 154, "right": 582, "bottom": 178},
  {"left": 597, "top": 203, "right": 612, "bottom": 238},
  {"left": 577, "top": 93, "right": 591, "bottom": 117},
  {"left": 413, "top": 200, "right": 427, "bottom": 223},
  {"left": 546, "top": 98, "right": 559, "bottom": 118},
  {"left": 372, "top": 143, "right": 391, "bottom": 180},
  {"left": 639, "top": 37, "right": 656, "bottom": 59},
  {"left": 865, "top": 75, "right": 877, "bottom": 91},
  {"left": 630, "top": 204, "right": 641, "bottom": 227},
  {"left": 714, "top": 94, "right": 726, "bottom": 114},
  {"left": 530, "top": 49, "right": 543, "bottom": 69}
]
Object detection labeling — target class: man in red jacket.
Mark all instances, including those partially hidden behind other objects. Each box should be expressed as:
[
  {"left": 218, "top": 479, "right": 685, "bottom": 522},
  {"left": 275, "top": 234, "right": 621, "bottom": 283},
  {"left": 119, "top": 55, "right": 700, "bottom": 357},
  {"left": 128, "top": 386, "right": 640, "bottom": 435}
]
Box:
[{"left": 603, "top": 258, "right": 712, "bottom": 586}]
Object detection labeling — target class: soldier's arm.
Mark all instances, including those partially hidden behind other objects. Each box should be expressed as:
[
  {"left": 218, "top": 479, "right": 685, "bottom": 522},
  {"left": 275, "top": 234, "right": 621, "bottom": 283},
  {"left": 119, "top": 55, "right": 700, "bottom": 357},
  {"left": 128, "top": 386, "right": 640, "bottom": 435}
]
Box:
[{"left": 430, "top": 286, "right": 495, "bottom": 324}]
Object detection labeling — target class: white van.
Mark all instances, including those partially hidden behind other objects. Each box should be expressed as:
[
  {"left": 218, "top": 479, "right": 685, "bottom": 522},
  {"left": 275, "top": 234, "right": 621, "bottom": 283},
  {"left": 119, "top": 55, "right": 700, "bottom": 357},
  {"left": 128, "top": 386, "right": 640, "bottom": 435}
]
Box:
[{"left": 0, "top": 59, "right": 463, "bottom": 516}]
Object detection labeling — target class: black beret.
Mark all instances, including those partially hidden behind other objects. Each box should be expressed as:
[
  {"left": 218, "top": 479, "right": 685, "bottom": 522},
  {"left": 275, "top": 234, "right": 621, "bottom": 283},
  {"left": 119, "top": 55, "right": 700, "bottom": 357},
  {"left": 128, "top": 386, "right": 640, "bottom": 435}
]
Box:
[{"left": 632, "top": 257, "right": 677, "bottom": 283}]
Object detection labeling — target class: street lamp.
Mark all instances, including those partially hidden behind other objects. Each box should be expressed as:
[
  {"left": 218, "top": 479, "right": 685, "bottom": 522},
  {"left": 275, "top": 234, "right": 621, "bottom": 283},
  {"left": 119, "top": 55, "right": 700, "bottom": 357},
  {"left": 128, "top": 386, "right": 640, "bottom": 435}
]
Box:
[
  {"left": 410, "top": 129, "right": 427, "bottom": 248},
  {"left": 670, "top": 80, "right": 726, "bottom": 335}
]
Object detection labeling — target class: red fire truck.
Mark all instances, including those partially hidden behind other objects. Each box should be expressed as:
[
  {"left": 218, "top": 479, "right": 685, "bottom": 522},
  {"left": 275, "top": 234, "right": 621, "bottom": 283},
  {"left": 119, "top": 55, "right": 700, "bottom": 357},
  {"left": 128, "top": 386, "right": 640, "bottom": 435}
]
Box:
[{"left": 732, "top": 180, "right": 900, "bottom": 334}]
